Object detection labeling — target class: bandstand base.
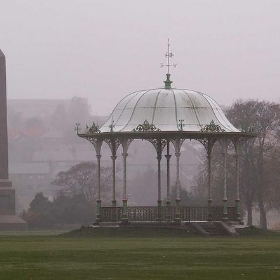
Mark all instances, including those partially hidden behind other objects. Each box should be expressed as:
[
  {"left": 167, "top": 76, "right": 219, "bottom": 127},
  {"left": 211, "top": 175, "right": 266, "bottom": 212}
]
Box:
[{"left": 91, "top": 221, "right": 238, "bottom": 236}]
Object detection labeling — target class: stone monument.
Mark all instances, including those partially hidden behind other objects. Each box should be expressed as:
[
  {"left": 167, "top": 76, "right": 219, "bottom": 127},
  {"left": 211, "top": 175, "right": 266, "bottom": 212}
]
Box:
[{"left": 0, "top": 49, "right": 27, "bottom": 230}]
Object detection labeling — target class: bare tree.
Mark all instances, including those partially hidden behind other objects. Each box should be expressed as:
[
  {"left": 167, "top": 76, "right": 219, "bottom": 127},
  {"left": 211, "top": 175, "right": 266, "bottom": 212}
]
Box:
[
  {"left": 227, "top": 100, "right": 280, "bottom": 229},
  {"left": 196, "top": 100, "right": 280, "bottom": 228},
  {"left": 52, "top": 161, "right": 112, "bottom": 204}
]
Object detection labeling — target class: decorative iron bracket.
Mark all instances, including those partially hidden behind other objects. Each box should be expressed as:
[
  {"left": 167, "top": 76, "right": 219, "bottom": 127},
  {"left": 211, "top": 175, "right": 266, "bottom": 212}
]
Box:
[
  {"left": 121, "top": 138, "right": 134, "bottom": 154},
  {"left": 200, "top": 120, "right": 225, "bottom": 133},
  {"left": 147, "top": 138, "right": 167, "bottom": 157},
  {"left": 83, "top": 137, "right": 103, "bottom": 155},
  {"left": 133, "top": 120, "right": 160, "bottom": 132},
  {"left": 171, "top": 138, "right": 185, "bottom": 153},
  {"left": 85, "top": 122, "right": 101, "bottom": 134},
  {"left": 104, "top": 138, "right": 122, "bottom": 155},
  {"left": 196, "top": 138, "right": 217, "bottom": 157}
]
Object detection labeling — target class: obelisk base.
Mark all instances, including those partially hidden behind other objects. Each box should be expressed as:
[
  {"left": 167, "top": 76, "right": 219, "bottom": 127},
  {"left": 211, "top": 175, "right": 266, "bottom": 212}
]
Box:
[{"left": 0, "top": 180, "right": 27, "bottom": 230}]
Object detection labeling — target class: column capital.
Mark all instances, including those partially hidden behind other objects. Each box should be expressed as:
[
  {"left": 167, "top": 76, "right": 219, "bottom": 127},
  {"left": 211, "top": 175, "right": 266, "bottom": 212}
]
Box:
[
  {"left": 175, "top": 152, "right": 181, "bottom": 157},
  {"left": 165, "top": 154, "right": 172, "bottom": 160},
  {"left": 96, "top": 154, "right": 102, "bottom": 159},
  {"left": 122, "top": 153, "right": 128, "bottom": 158},
  {"left": 111, "top": 155, "right": 117, "bottom": 160}
]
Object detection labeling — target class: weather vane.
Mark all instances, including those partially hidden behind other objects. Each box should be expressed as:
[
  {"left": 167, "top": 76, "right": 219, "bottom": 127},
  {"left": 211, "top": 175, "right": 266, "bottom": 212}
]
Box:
[{"left": 160, "top": 39, "right": 177, "bottom": 74}]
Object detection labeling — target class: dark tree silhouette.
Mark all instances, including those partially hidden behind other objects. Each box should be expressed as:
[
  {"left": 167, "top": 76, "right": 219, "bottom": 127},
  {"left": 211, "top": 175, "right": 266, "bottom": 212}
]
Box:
[
  {"left": 227, "top": 100, "right": 280, "bottom": 229},
  {"left": 52, "top": 161, "right": 112, "bottom": 203}
]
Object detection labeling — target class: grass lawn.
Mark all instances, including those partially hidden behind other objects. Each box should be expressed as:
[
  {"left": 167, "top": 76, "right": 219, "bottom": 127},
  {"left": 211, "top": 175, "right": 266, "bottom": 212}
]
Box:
[{"left": 0, "top": 228, "right": 280, "bottom": 280}]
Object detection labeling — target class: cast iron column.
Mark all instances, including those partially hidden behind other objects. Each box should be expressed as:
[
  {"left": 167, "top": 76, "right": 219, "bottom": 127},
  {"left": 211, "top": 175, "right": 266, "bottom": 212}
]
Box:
[
  {"left": 173, "top": 138, "right": 183, "bottom": 224},
  {"left": 96, "top": 154, "right": 102, "bottom": 223},
  {"left": 111, "top": 154, "right": 117, "bottom": 207},
  {"left": 235, "top": 140, "right": 241, "bottom": 222},
  {"left": 222, "top": 140, "right": 229, "bottom": 221},
  {"left": 157, "top": 140, "right": 162, "bottom": 221},
  {"left": 207, "top": 142, "right": 213, "bottom": 221},
  {"left": 121, "top": 139, "right": 131, "bottom": 223},
  {"left": 165, "top": 140, "right": 171, "bottom": 221},
  {"left": 121, "top": 152, "right": 128, "bottom": 223},
  {"left": 174, "top": 151, "right": 181, "bottom": 223}
]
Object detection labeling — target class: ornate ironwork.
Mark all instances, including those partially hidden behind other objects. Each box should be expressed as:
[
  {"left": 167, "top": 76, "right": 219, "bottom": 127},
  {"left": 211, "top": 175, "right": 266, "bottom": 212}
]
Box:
[
  {"left": 100, "top": 207, "right": 122, "bottom": 222},
  {"left": 200, "top": 120, "right": 226, "bottom": 133},
  {"left": 85, "top": 122, "right": 101, "bottom": 134},
  {"left": 104, "top": 138, "right": 122, "bottom": 155},
  {"left": 109, "top": 121, "right": 115, "bottom": 132},
  {"left": 171, "top": 138, "right": 185, "bottom": 152},
  {"left": 83, "top": 137, "right": 103, "bottom": 154},
  {"left": 99, "top": 205, "right": 236, "bottom": 222},
  {"left": 128, "top": 206, "right": 158, "bottom": 221},
  {"left": 188, "top": 207, "right": 208, "bottom": 222},
  {"left": 121, "top": 138, "right": 134, "bottom": 153},
  {"left": 212, "top": 206, "right": 223, "bottom": 221},
  {"left": 147, "top": 138, "right": 167, "bottom": 155},
  {"left": 133, "top": 120, "right": 160, "bottom": 132},
  {"left": 196, "top": 138, "right": 217, "bottom": 155},
  {"left": 227, "top": 206, "right": 237, "bottom": 221}
]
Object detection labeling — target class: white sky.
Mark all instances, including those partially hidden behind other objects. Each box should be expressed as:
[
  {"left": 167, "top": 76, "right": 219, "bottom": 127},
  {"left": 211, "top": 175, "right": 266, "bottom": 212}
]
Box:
[{"left": 1, "top": 0, "right": 280, "bottom": 116}]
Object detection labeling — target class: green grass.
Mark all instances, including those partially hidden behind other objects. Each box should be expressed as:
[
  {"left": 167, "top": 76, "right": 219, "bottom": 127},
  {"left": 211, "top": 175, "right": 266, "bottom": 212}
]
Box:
[{"left": 0, "top": 228, "right": 280, "bottom": 279}]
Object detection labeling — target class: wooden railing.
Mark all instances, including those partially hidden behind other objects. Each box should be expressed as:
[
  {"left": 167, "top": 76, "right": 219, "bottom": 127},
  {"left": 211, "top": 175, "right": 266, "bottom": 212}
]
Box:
[{"left": 100, "top": 206, "right": 237, "bottom": 222}]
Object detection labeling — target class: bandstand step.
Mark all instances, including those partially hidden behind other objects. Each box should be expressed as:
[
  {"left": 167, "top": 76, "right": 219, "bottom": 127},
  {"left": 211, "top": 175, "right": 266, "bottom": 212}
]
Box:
[{"left": 192, "top": 222, "right": 237, "bottom": 236}]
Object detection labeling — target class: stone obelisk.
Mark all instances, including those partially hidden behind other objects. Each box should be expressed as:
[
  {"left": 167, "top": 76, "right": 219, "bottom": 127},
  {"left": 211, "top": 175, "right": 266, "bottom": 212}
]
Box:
[
  {"left": 0, "top": 49, "right": 26, "bottom": 230},
  {"left": 0, "top": 49, "right": 9, "bottom": 180}
]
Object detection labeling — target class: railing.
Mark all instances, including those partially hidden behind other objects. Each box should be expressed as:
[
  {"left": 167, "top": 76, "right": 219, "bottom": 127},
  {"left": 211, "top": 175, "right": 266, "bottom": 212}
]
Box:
[
  {"left": 227, "top": 206, "right": 237, "bottom": 221},
  {"left": 100, "top": 207, "right": 122, "bottom": 221},
  {"left": 100, "top": 205, "right": 237, "bottom": 222},
  {"left": 128, "top": 206, "right": 158, "bottom": 221}
]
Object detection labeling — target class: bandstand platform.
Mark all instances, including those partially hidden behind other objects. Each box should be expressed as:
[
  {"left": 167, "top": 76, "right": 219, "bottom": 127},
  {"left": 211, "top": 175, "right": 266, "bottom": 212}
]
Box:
[{"left": 96, "top": 205, "right": 240, "bottom": 236}]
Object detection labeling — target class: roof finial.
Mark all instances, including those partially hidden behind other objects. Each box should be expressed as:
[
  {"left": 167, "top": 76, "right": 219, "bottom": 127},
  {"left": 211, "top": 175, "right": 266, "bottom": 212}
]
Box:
[{"left": 160, "top": 39, "right": 177, "bottom": 89}]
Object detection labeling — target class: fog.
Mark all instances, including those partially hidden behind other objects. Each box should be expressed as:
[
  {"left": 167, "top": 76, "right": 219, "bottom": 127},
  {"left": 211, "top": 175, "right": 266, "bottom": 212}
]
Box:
[
  {"left": 1, "top": 0, "right": 280, "bottom": 115},
  {"left": 2, "top": 1, "right": 280, "bottom": 229}
]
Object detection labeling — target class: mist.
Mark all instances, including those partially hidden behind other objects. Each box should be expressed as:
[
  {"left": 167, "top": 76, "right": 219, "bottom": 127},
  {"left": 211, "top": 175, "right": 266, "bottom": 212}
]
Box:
[{"left": 1, "top": 0, "right": 280, "bottom": 116}]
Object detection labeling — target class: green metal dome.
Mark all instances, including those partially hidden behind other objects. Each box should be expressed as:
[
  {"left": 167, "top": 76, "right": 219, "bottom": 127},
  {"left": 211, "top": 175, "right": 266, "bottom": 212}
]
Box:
[{"left": 100, "top": 84, "right": 239, "bottom": 133}]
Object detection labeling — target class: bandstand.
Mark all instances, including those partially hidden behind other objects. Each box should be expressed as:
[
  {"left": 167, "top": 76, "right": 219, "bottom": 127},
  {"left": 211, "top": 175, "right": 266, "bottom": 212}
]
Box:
[{"left": 77, "top": 44, "right": 255, "bottom": 225}]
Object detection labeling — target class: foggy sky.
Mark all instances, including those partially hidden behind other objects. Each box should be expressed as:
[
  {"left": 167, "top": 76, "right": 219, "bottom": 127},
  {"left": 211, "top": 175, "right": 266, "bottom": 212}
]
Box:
[{"left": 1, "top": 0, "right": 280, "bottom": 116}]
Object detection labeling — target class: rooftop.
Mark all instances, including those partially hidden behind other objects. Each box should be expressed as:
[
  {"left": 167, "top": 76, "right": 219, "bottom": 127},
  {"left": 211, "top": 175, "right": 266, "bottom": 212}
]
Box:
[{"left": 100, "top": 82, "right": 239, "bottom": 133}]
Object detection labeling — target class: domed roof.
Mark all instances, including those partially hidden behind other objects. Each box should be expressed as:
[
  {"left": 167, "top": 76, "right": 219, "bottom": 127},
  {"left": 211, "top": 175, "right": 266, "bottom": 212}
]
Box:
[{"left": 100, "top": 79, "right": 239, "bottom": 133}]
